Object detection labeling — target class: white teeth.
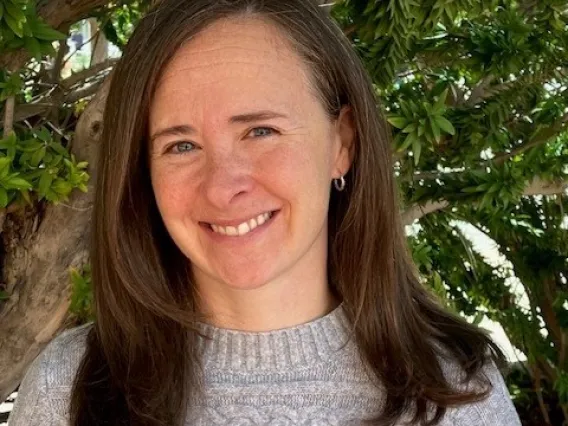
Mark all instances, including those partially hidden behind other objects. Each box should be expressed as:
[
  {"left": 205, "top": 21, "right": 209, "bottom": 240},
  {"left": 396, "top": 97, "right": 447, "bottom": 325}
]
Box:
[
  {"left": 225, "top": 226, "right": 238, "bottom": 236},
  {"left": 238, "top": 222, "right": 250, "bottom": 234},
  {"left": 210, "top": 212, "right": 273, "bottom": 237}
]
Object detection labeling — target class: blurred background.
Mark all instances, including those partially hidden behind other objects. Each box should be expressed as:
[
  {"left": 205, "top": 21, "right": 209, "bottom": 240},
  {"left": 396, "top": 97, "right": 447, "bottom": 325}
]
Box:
[{"left": 0, "top": 1, "right": 567, "bottom": 424}]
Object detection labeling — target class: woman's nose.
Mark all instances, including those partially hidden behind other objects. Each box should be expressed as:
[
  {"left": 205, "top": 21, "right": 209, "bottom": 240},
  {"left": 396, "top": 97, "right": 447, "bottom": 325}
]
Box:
[{"left": 200, "top": 153, "right": 254, "bottom": 210}]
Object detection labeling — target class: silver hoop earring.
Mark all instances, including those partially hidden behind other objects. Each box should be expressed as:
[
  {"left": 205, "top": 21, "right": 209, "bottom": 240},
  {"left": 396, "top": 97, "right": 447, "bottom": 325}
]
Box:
[{"left": 334, "top": 176, "right": 346, "bottom": 192}]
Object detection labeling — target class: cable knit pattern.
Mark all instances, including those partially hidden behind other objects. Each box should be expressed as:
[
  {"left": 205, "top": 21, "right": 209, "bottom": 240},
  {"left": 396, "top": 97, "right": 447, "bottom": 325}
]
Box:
[{"left": 8, "top": 304, "right": 521, "bottom": 425}]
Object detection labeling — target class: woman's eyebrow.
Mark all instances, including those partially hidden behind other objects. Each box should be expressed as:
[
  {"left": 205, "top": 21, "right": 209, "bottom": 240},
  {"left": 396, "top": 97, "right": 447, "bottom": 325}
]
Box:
[
  {"left": 150, "top": 124, "right": 195, "bottom": 144},
  {"left": 229, "top": 110, "right": 289, "bottom": 124},
  {"left": 150, "top": 111, "right": 289, "bottom": 143}
]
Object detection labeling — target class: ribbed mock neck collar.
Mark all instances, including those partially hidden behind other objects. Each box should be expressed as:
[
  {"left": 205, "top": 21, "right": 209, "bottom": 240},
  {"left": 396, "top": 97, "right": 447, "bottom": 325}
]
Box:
[{"left": 195, "top": 303, "right": 354, "bottom": 373}]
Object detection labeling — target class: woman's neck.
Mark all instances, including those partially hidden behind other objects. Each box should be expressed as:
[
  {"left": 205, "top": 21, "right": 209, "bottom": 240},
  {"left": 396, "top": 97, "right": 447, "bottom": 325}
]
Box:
[{"left": 197, "top": 284, "right": 339, "bottom": 332}]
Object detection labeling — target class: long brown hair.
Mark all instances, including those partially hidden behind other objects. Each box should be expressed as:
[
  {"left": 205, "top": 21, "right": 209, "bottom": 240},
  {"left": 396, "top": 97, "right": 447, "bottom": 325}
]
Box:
[{"left": 70, "top": 1, "right": 504, "bottom": 425}]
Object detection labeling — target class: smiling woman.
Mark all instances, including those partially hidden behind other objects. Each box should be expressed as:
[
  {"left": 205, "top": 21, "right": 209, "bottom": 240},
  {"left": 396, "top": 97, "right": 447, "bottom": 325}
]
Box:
[{"left": 7, "top": 1, "right": 521, "bottom": 426}]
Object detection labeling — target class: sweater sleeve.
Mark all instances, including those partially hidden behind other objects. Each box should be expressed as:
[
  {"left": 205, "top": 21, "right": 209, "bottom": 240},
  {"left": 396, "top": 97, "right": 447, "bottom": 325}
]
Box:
[
  {"left": 7, "top": 345, "right": 63, "bottom": 426},
  {"left": 447, "top": 359, "right": 521, "bottom": 426}
]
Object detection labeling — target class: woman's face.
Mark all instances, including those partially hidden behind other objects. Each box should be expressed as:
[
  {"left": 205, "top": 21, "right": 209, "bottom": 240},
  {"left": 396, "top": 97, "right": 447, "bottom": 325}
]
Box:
[{"left": 149, "top": 17, "right": 353, "bottom": 293}]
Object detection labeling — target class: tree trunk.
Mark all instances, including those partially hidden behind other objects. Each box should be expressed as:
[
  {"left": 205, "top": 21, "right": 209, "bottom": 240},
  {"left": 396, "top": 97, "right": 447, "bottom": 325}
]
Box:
[
  {"left": 89, "top": 18, "right": 109, "bottom": 66},
  {"left": 0, "top": 0, "right": 117, "bottom": 402},
  {"left": 0, "top": 79, "right": 108, "bottom": 403}
]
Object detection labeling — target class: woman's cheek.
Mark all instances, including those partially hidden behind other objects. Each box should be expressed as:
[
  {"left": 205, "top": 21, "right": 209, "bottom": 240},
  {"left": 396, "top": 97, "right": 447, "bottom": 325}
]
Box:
[{"left": 152, "top": 165, "right": 198, "bottom": 215}]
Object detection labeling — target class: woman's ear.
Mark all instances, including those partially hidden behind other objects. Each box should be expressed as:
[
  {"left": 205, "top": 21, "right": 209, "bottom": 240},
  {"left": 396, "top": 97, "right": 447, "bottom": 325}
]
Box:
[{"left": 332, "top": 106, "right": 356, "bottom": 178}]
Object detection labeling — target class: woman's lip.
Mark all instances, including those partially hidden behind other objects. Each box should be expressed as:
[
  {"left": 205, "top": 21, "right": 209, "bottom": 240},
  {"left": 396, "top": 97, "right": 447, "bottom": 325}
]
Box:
[{"left": 200, "top": 210, "right": 279, "bottom": 227}]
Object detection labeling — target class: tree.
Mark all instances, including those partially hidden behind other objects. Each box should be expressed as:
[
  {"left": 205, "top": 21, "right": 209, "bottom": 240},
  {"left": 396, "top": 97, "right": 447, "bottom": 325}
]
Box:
[
  {"left": 332, "top": 0, "right": 567, "bottom": 423},
  {"left": 0, "top": 0, "right": 151, "bottom": 407}
]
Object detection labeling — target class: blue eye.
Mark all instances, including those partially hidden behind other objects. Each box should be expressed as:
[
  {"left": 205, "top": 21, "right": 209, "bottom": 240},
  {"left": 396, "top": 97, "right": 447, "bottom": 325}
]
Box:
[
  {"left": 250, "top": 127, "right": 275, "bottom": 137},
  {"left": 171, "top": 141, "right": 196, "bottom": 154}
]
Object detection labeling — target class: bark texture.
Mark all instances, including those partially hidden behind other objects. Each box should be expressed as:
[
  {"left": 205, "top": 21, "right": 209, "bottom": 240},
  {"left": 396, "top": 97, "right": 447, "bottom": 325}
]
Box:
[
  {"left": 0, "top": 0, "right": 112, "bottom": 401},
  {"left": 0, "top": 79, "right": 108, "bottom": 403}
]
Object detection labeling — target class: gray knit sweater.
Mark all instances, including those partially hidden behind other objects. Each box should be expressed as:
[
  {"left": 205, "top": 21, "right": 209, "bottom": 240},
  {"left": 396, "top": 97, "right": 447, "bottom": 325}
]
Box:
[{"left": 8, "top": 304, "right": 521, "bottom": 425}]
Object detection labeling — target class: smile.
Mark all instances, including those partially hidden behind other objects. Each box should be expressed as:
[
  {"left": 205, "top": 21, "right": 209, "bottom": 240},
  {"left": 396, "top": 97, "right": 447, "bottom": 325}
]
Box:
[{"left": 208, "top": 211, "right": 275, "bottom": 237}]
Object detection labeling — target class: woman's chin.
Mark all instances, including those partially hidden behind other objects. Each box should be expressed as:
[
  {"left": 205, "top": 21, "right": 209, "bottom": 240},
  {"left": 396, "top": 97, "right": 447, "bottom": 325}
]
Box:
[{"left": 218, "top": 271, "right": 273, "bottom": 291}]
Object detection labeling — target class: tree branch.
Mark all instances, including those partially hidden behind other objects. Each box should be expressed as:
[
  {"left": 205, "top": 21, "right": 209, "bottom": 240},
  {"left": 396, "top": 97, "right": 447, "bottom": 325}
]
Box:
[
  {"left": 2, "top": 96, "right": 15, "bottom": 138},
  {"left": 64, "top": 80, "right": 105, "bottom": 103},
  {"left": 464, "top": 75, "right": 495, "bottom": 106},
  {"left": 493, "top": 112, "right": 568, "bottom": 165},
  {"left": 0, "top": 60, "right": 116, "bottom": 127},
  {"left": 402, "top": 199, "right": 450, "bottom": 225},
  {"left": 401, "top": 110, "right": 568, "bottom": 184},
  {"left": 401, "top": 177, "right": 568, "bottom": 225},
  {"left": 49, "top": 30, "right": 70, "bottom": 84},
  {"left": 524, "top": 177, "right": 568, "bottom": 196},
  {"left": 61, "top": 58, "right": 118, "bottom": 89}
]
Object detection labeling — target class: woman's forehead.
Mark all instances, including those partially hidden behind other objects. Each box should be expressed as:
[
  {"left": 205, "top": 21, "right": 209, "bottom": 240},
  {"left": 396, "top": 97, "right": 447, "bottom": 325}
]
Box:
[
  {"left": 154, "top": 17, "right": 311, "bottom": 94},
  {"left": 150, "top": 18, "right": 320, "bottom": 124}
]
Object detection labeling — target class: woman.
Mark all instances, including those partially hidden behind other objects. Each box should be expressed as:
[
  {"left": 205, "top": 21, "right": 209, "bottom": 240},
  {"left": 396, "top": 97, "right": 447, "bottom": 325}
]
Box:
[{"left": 8, "top": 0, "right": 521, "bottom": 425}]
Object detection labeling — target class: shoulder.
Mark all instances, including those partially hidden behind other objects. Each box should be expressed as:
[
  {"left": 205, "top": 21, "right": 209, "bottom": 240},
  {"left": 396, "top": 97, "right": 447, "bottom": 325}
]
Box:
[
  {"left": 30, "top": 322, "right": 93, "bottom": 393},
  {"left": 438, "top": 356, "right": 521, "bottom": 426},
  {"left": 8, "top": 323, "right": 93, "bottom": 425},
  {"left": 41, "top": 322, "right": 93, "bottom": 384}
]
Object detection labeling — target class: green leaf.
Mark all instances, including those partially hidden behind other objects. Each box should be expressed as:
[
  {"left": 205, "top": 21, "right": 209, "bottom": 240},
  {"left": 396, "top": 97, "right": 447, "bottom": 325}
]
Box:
[
  {"left": 4, "top": 0, "right": 25, "bottom": 23},
  {"left": 399, "top": 131, "right": 417, "bottom": 152},
  {"left": 30, "top": 146, "right": 46, "bottom": 167},
  {"left": 49, "top": 154, "right": 63, "bottom": 168},
  {"left": 49, "top": 141, "right": 69, "bottom": 157},
  {"left": 45, "top": 189, "right": 61, "bottom": 202},
  {"left": 0, "top": 290, "right": 9, "bottom": 300},
  {"left": 434, "top": 116, "right": 455, "bottom": 135},
  {"left": 554, "top": 372, "right": 568, "bottom": 404},
  {"left": 488, "top": 182, "right": 501, "bottom": 193},
  {"left": 22, "top": 19, "right": 32, "bottom": 38},
  {"left": 36, "top": 127, "right": 51, "bottom": 142},
  {"left": 433, "top": 88, "right": 449, "bottom": 114},
  {"left": 21, "top": 189, "right": 31, "bottom": 205},
  {"left": 417, "top": 122, "right": 425, "bottom": 137},
  {"left": 2, "top": 72, "right": 23, "bottom": 97},
  {"left": 19, "top": 140, "right": 43, "bottom": 153},
  {"left": 51, "top": 179, "right": 73, "bottom": 195},
  {"left": 429, "top": 117, "right": 441, "bottom": 142},
  {"left": 0, "top": 157, "right": 11, "bottom": 179},
  {"left": 38, "top": 171, "right": 53, "bottom": 197},
  {"left": 0, "top": 187, "right": 8, "bottom": 207},
  {"left": 387, "top": 116, "right": 408, "bottom": 129},
  {"left": 4, "top": 13, "right": 23, "bottom": 38},
  {"left": 5, "top": 176, "right": 32, "bottom": 190},
  {"left": 5, "top": 37, "right": 25, "bottom": 50},
  {"left": 24, "top": 36, "right": 42, "bottom": 60},
  {"left": 29, "top": 20, "right": 66, "bottom": 41},
  {"left": 412, "top": 137, "right": 422, "bottom": 166},
  {"left": 2, "top": 20, "right": 15, "bottom": 42},
  {"left": 401, "top": 123, "right": 417, "bottom": 133}
]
